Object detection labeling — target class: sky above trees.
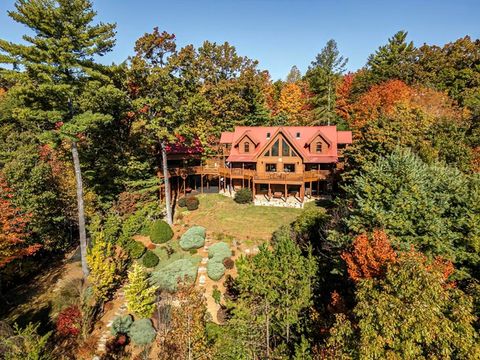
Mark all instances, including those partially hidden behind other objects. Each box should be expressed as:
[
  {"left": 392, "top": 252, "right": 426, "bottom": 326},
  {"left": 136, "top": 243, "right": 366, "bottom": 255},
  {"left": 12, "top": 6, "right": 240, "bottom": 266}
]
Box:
[{"left": 1, "top": 0, "right": 479, "bottom": 80}]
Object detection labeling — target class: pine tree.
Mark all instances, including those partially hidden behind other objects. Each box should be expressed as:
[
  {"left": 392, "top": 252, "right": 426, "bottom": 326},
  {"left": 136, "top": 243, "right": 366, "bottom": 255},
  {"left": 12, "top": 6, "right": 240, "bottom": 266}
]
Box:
[
  {"left": 306, "top": 39, "right": 348, "bottom": 124},
  {"left": 0, "top": 0, "right": 118, "bottom": 277},
  {"left": 125, "top": 263, "right": 157, "bottom": 318}
]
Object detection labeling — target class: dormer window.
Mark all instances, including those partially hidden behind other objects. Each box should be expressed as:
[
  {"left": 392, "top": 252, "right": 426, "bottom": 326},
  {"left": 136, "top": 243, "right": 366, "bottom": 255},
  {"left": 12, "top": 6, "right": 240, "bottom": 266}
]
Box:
[
  {"left": 244, "top": 142, "right": 250, "bottom": 153},
  {"left": 296, "top": 132, "right": 301, "bottom": 139},
  {"left": 266, "top": 132, "right": 271, "bottom": 139},
  {"left": 316, "top": 142, "right": 322, "bottom": 153}
]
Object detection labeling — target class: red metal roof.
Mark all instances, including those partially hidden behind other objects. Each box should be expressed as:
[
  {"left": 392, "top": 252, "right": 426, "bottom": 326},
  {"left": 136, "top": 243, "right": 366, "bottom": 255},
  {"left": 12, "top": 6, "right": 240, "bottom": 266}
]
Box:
[{"left": 221, "top": 126, "right": 352, "bottom": 163}]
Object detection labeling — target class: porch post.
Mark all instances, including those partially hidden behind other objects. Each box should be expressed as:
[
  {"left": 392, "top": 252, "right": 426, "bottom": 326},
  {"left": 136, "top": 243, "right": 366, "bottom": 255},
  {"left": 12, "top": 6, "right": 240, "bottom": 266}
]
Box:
[
  {"left": 201, "top": 174, "right": 204, "bottom": 194},
  {"left": 284, "top": 183, "right": 287, "bottom": 202},
  {"left": 183, "top": 177, "right": 186, "bottom": 197},
  {"left": 300, "top": 183, "right": 305, "bottom": 202}
]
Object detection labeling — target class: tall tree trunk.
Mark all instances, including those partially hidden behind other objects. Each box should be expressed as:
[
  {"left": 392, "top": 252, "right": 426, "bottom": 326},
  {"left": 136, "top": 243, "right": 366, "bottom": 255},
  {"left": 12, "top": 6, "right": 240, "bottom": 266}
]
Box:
[
  {"left": 161, "top": 141, "right": 173, "bottom": 225},
  {"left": 71, "top": 141, "right": 89, "bottom": 277}
]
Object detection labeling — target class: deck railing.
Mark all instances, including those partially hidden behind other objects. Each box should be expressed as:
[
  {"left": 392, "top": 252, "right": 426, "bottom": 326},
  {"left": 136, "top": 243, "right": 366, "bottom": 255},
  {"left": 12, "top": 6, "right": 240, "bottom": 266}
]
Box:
[{"left": 160, "top": 166, "right": 331, "bottom": 181}]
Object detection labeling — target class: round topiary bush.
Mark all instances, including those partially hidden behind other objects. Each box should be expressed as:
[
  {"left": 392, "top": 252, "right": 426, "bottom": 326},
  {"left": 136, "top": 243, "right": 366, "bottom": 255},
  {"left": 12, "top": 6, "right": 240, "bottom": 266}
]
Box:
[
  {"left": 207, "top": 261, "right": 226, "bottom": 281},
  {"left": 128, "top": 319, "right": 156, "bottom": 345},
  {"left": 186, "top": 196, "right": 199, "bottom": 211},
  {"left": 208, "top": 242, "right": 232, "bottom": 262},
  {"left": 234, "top": 188, "right": 252, "bottom": 204},
  {"left": 142, "top": 250, "right": 159, "bottom": 268},
  {"left": 149, "top": 220, "right": 173, "bottom": 244},
  {"left": 126, "top": 239, "right": 146, "bottom": 259},
  {"left": 178, "top": 197, "right": 187, "bottom": 208},
  {"left": 179, "top": 226, "right": 206, "bottom": 250},
  {"left": 223, "top": 257, "right": 235, "bottom": 270},
  {"left": 110, "top": 315, "right": 133, "bottom": 336},
  {"left": 150, "top": 259, "right": 198, "bottom": 292}
]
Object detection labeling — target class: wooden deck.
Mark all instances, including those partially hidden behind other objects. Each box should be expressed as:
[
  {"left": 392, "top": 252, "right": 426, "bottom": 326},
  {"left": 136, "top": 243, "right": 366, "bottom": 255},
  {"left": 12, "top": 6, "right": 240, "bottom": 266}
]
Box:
[{"left": 159, "top": 165, "right": 331, "bottom": 183}]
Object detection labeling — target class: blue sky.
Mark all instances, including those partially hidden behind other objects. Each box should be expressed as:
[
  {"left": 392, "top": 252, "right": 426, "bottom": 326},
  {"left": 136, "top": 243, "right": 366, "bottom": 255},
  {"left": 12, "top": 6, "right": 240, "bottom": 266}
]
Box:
[{"left": 1, "top": 0, "right": 479, "bottom": 80}]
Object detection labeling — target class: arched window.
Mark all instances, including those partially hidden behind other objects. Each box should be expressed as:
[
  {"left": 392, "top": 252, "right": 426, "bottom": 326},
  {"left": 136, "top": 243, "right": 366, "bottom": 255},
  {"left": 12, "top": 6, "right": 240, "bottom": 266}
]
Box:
[{"left": 244, "top": 142, "right": 250, "bottom": 153}]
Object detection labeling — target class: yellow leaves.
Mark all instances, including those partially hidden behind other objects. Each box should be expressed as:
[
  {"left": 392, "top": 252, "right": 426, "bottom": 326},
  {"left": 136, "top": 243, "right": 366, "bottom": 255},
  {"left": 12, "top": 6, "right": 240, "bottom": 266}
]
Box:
[
  {"left": 124, "top": 263, "right": 157, "bottom": 318},
  {"left": 86, "top": 232, "right": 121, "bottom": 301}
]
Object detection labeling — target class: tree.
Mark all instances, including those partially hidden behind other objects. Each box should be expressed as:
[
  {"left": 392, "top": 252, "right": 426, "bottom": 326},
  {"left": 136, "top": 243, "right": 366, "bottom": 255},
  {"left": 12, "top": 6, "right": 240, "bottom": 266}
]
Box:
[
  {"left": 158, "top": 285, "right": 209, "bottom": 360},
  {"left": 128, "top": 29, "right": 202, "bottom": 225},
  {"left": 341, "top": 149, "right": 480, "bottom": 279},
  {"left": 86, "top": 231, "right": 124, "bottom": 301},
  {"left": 124, "top": 263, "right": 157, "bottom": 318},
  {"left": 286, "top": 65, "right": 302, "bottom": 83},
  {"left": 341, "top": 230, "right": 397, "bottom": 282},
  {"left": 364, "top": 30, "right": 418, "bottom": 86},
  {"left": 0, "top": 0, "right": 118, "bottom": 277},
  {"left": 0, "top": 174, "right": 40, "bottom": 268},
  {"left": 327, "top": 250, "right": 479, "bottom": 359},
  {"left": 223, "top": 229, "right": 317, "bottom": 358},
  {"left": 306, "top": 39, "right": 348, "bottom": 124}
]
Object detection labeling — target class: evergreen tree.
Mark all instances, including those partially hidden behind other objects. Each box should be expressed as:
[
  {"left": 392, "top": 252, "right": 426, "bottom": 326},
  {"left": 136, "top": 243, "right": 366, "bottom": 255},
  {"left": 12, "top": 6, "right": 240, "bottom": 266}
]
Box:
[
  {"left": 306, "top": 39, "right": 348, "bottom": 124},
  {"left": 362, "top": 30, "right": 418, "bottom": 87},
  {"left": 0, "top": 0, "right": 118, "bottom": 277},
  {"left": 125, "top": 263, "right": 157, "bottom": 318},
  {"left": 86, "top": 231, "right": 121, "bottom": 301},
  {"left": 222, "top": 229, "right": 317, "bottom": 357}
]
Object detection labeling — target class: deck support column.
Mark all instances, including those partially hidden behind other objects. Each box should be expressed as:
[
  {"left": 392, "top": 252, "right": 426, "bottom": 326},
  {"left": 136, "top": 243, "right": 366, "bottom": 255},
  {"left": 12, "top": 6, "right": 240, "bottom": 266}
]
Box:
[
  {"left": 252, "top": 181, "right": 256, "bottom": 200},
  {"left": 284, "top": 183, "right": 287, "bottom": 202},
  {"left": 300, "top": 183, "right": 305, "bottom": 203},
  {"left": 183, "top": 177, "right": 186, "bottom": 197},
  {"left": 201, "top": 174, "right": 204, "bottom": 194},
  {"left": 268, "top": 182, "right": 271, "bottom": 200}
]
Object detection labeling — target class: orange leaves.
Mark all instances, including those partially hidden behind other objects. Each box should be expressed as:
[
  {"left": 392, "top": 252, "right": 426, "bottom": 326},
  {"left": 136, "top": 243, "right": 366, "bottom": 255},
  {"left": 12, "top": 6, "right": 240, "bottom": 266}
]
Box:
[
  {"left": 341, "top": 230, "right": 397, "bottom": 282},
  {"left": 0, "top": 174, "right": 40, "bottom": 268},
  {"left": 335, "top": 73, "right": 355, "bottom": 121},
  {"left": 350, "top": 80, "right": 413, "bottom": 129}
]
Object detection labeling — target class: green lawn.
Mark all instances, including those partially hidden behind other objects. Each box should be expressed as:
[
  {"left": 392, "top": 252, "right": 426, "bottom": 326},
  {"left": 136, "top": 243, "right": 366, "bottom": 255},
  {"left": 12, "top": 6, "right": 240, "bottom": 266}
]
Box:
[{"left": 176, "top": 194, "right": 305, "bottom": 243}]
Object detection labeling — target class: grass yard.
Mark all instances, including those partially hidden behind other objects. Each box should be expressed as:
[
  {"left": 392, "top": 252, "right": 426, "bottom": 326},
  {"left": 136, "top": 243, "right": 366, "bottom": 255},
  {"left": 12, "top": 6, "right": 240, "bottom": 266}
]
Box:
[{"left": 176, "top": 194, "right": 305, "bottom": 243}]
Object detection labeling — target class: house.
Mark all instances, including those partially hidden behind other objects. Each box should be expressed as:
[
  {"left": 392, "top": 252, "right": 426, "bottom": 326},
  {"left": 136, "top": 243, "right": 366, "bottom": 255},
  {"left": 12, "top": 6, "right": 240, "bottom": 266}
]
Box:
[
  {"left": 219, "top": 126, "right": 352, "bottom": 203},
  {"left": 160, "top": 125, "right": 352, "bottom": 206}
]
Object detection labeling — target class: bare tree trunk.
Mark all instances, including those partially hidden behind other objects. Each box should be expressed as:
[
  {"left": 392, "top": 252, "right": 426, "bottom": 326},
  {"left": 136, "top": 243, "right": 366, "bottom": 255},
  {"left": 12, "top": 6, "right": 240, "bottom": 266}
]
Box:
[
  {"left": 161, "top": 141, "right": 173, "bottom": 225},
  {"left": 71, "top": 141, "right": 89, "bottom": 277}
]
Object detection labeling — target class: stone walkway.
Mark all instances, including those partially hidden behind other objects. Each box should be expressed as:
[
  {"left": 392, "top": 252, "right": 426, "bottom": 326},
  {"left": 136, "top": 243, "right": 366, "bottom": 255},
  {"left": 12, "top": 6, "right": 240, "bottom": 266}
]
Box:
[{"left": 93, "top": 289, "right": 128, "bottom": 358}]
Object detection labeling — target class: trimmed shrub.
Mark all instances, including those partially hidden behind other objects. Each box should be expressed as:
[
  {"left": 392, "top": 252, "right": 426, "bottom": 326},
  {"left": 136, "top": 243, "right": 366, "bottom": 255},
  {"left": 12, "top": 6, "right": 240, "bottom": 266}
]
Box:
[
  {"left": 208, "top": 242, "right": 232, "bottom": 262},
  {"left": 234, "top": 188, "right": 252, "bottom": 204},
  {"left": 150, "top": 259, "right": 197, "bottom": 292},
  {"left": 128, "top": 319, "right": 156, "bottom": 345},
  {"left": 207, "top": 261, "right": 226, "bottom": 281},
  {"left": 125, "top": 239, "right": 146, "bottom": 259},
  {"left": 149, "top": 220, "right": 173, "bottom": 244},
  {"left": 142, "top": 250, "right": 159, "bottom": 268},
  {"left": 179, "top": 226, "right": 206, "bottom": 250},
  {"left": 223, "top": 257, "right": 235, "bottom": 270},
  {"left": 178, "top": 197, "right": 187, "bottom": 208},
  {"left": 212, "top": 286, "right": 221, "bottom": 304},
  {"left": 110, "top": 315, "right": 133, "bottom": 336},
  {"left": 186, "top": 196, "right": 199, "bottom": 211}
]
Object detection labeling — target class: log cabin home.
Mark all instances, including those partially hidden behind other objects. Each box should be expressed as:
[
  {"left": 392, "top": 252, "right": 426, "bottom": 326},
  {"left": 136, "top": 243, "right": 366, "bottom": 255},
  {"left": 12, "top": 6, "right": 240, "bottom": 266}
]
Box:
[{"left": 160, "top": 126, "right": 352, "bottom": 207}]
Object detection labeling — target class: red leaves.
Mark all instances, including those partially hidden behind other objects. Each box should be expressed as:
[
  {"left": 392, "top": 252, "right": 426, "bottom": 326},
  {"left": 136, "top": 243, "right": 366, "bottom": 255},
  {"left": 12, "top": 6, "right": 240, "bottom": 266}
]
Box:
[
  {"left": 0, "top": 174, "right": 40, "bottom": 268},
  {"left": 56, "top": 305, "right": 82, "bottom": 337},
  {"left": 341, "top": 230, "right": 397, "bottom": 282}
]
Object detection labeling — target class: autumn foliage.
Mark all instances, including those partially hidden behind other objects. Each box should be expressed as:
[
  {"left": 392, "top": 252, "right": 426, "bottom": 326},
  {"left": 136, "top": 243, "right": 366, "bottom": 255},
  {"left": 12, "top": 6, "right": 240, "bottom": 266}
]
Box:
[
  {"left": 341, "top": 230, "right": 397, "bottom": 282},
  {"left": 0, "top": 174, "right": 40, "bottom": 268},
  {"left": 56, "top": 305, "right": 82, "bottom": 337}
]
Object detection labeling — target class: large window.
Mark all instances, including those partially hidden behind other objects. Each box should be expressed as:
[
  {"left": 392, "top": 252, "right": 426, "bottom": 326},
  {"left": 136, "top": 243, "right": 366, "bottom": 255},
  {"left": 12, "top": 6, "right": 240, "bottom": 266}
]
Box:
[
  {"left": 316, "top": 142, "right": 322, "bottom": 153},
  {"left": 266, "top": 163, "right": 277, "bottom": 172},
  {"left": 282, "top": 139, "right": 291, "bottom": 156},
  {"left": 244, "top": 142, "right": 250, "bottom": 153},
  {"left": 283, "top": 163, "right": 295, "bottom": 173},
  {"left": 271, "top": 139, "right": 279, "bottom": 156}
]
